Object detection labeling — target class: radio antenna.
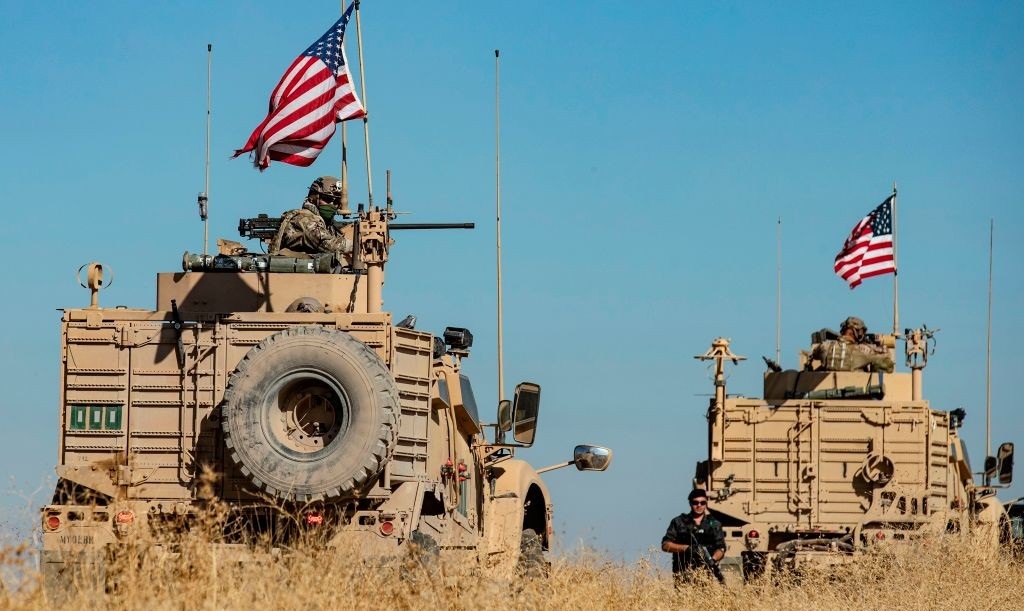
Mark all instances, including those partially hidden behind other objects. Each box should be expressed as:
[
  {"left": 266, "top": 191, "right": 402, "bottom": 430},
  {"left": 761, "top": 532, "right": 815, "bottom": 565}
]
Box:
[
  {"left": 776, "top": 216, "right": 782, "bottom": 366},
  {"left": 198, "top": 43, "right": 212, "bottom": 256},
  {"left": 386, "top": 169, "right": 392, "bottom": 214},
  {"left": 495, "top": 49, "right": 505, "bottom": 403},
  {"left": 353, "top": 1, "right": 374, "bottom": 207},
  {"left": 986, "top": 218, "right": 994, "bottom": 457}
]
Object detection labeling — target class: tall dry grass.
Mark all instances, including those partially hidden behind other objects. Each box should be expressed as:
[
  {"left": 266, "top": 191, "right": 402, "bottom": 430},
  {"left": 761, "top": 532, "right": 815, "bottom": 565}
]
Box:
[{"left": 1, "top": 515, "right": 1021, "bottom": 611}]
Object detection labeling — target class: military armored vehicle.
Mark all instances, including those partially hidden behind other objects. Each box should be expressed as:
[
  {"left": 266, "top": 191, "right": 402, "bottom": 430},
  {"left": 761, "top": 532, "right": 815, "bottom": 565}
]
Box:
[
  {"left": 691, "top": 325, "right": 1014, "bottom": 579},
  {"left": 1006, "top": 497, "right": 1024, "bottom": 555},
  {"left": 39, "top": 202, "right": 612, "bottom": 586}
]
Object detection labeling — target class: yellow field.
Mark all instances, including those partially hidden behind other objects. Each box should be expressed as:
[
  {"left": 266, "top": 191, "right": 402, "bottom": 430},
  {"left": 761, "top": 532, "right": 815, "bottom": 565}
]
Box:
[{"left": 2, "top": 527, "right": 1021, "bottom": 611}]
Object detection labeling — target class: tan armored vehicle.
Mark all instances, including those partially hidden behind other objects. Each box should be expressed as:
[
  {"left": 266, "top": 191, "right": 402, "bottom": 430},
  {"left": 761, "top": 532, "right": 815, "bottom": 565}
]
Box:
[
  {"left": 692, "top": 324, "right": 1015, "bottom": 579},
  {"left": 40, "top": 203, "right": 612, "bottom": 586},
  {"left": 1006, "top": 497, "right": 1024, "bottom": 555}
]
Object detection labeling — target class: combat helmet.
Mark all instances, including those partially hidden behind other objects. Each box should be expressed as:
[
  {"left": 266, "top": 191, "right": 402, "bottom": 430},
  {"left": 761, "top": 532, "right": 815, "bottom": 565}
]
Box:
[
  {"left": 840, "top": 316, "right": 867, "bottom": 341},
  {"left": 308, "top": 175, "right": 348, "bottom": 218},
  {"left": 308, "top": 176, "right": 343, "bottom": 201}
]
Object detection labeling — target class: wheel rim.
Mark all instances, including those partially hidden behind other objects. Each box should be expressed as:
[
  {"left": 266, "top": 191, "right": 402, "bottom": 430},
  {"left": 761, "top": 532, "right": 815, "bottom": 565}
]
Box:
[{"left": 262, "top": 370, "right": 351, "bottom": 460}]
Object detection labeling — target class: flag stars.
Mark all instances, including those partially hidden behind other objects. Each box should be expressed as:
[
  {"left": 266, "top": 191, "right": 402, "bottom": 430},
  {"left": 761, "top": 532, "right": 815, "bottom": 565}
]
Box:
[
  {"left": 834, "top": 196, "right": 896, "bottom": 288},
  {"left": 234, "top": 4, "right": 365, "bottom": 169},
  {"left": 871, "top": 202, "right": 893, "bottom": 235}
]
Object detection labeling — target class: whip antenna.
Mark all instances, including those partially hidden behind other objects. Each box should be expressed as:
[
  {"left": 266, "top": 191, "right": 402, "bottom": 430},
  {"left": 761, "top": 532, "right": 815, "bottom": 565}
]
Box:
[
  {"left": 198, "top": 43, "right": 212, "bottom": 256},
  {"left": 986, "top": 219, "right": 994, "bottom": 457},
  {"left": 495, "top": 49, "right": 504, "bottom": 403},
  {"left": 353, "top": 1, "right": 374, "bottom": 206},
  {"left": 776, "top": 216, "right": 782, "bottom": 366}
]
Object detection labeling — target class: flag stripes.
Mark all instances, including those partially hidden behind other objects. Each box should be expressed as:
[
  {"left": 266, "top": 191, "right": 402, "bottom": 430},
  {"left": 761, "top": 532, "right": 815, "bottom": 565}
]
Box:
[
  {"left": 834, "top": 196, "right": 896, "bottom": 289},
  {"left": 234, "top": 5, "right": 365, "bottom": 170}
]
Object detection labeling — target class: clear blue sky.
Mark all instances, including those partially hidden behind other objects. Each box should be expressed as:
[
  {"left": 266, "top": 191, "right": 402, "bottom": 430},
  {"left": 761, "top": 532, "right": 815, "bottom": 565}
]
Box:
[{"left": 1, "top": 1, "right": 1021, "bottom": 561}]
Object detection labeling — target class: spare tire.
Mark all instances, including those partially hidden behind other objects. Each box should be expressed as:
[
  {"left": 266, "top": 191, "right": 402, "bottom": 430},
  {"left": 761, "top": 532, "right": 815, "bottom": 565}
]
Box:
[{"left": 221, "top": 326, "right": 399, "bottom": 502}]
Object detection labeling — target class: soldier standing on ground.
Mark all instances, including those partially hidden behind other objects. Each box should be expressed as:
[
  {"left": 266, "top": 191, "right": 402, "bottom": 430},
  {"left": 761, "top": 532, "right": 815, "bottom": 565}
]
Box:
[
  {"left": 662, "top": 489, "right": 726, "bottom": 584},
  {"left": 270, "top": 176, "right": 353, "bottom": 266}
]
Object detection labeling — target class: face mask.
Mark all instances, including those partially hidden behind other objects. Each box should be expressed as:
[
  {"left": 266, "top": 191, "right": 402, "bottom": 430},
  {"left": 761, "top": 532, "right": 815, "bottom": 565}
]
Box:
[{"left": 318, "top": 204, "right": 338, "bottom": 222}]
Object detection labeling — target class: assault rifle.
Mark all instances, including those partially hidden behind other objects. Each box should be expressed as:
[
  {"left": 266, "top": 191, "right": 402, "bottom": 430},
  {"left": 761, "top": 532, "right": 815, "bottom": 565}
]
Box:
[
  {"left": 238, "top": 214, "right": 474, "bottom": 242},
  {"left": 684, "top": 529, "right": 725, "bottom": 584}
]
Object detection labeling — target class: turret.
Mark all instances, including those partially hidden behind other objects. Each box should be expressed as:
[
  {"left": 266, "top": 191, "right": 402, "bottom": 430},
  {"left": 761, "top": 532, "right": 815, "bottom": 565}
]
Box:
[
  {"left": 166, "top": 208, "right": 472, "bottom": 315},
  {"left": 757, "top": 327, "right": 938, "bottom": 402}
]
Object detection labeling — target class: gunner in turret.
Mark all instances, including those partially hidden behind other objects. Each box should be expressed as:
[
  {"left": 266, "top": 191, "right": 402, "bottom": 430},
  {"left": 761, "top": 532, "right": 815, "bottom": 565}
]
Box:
[
  {"left": 270, "top": 176, "right": 353, "bottom": 266},
  {"left": 815, "top": 316, "right": 894, "bottom": 373}
]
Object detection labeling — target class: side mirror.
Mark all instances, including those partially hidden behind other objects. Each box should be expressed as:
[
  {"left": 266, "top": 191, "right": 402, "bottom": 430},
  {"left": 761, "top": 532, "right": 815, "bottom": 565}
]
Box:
[
  {"left": 573, "top": 445, "right": 613, "bottom": 472},
  {"left": 512, "top": 382, "right": 540, "bottom": 447},
  {"left": 998, "top": 442, "right": 1014, "bottom": 485},
  {"left": 985, "top": 456, "right": 999, "bottom": 480},
  {"left": 496, "top": 399, "right": 513, "bottom": 433}
]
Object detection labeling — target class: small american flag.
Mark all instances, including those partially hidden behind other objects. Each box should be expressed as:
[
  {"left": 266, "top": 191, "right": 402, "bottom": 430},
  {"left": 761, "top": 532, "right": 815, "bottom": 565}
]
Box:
[
  {"left": 234, "top": 5, "right": 366, "bottom": 170},
  {"left": 834, "top": 195, "right": 896, "bottom": 289}
]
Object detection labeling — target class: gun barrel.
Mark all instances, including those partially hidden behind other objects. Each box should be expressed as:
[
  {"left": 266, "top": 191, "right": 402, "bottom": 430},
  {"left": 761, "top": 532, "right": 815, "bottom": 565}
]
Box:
[
  {"left": 390, "top": 223, "right": 475, "bottom": 230},
  {"left": 238, "top": 216, "right": 476, "bottom": 241}
]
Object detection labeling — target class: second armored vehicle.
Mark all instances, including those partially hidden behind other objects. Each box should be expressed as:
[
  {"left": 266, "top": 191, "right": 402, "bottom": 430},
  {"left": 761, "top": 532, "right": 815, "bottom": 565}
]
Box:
[{"left": 691, "top": 324, "right": 1014, "bottom": 579}]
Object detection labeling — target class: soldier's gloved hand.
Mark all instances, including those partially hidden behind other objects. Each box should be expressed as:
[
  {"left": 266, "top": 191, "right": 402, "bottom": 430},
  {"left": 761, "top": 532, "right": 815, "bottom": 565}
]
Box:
[{"left": 872, "top": 356, "right": 895, "bottom": 373}]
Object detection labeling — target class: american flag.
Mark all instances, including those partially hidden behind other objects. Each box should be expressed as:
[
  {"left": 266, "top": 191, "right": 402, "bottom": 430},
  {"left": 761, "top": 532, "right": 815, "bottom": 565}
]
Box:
[
  {"left": 834, "top": 195, "right": 896, "bottom": 289},
  {"left": 234, "top": 5, "right": 366, "bottom": 170}
]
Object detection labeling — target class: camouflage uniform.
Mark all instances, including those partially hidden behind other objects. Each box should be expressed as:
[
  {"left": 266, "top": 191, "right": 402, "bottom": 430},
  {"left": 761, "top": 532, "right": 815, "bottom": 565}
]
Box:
[
  {"left": 272, "top": 201, "right": 352, "bottom": 261},
  {"left": 815, "top": 316, "right": 894, "bottom": 373}
]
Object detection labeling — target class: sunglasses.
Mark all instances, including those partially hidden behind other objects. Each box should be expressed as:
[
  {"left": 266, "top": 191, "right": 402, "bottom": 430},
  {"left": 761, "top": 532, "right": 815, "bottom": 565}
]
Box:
[{"left": 690, "top": 500, "right": 707, "bottom": 506}]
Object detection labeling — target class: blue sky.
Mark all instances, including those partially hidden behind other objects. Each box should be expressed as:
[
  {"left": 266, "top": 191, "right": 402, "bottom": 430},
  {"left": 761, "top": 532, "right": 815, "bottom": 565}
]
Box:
[{"left": 1, "top": 1, "right": 1022, "bottom": 561}]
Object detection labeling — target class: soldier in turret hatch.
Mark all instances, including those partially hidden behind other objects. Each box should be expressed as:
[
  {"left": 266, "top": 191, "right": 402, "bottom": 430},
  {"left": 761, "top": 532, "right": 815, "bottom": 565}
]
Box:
[
  {"left": 815, "top": 316, "right": 894, "bottom": 373},
  {"left": 270, "top": 176, "right": 353, "bottom": 266}
]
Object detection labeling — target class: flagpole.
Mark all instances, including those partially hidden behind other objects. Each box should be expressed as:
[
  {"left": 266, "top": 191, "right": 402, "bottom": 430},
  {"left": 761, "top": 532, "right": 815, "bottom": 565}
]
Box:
[
  {"left": 353, "top": 0, "right": 374, "bottom": 206},
  {"left": 495, "top": 49, "right": 505, "bottom": 404},
  {"left": 892, "top": 182, "right": 899, "bottom": 336},
  {"left": 340, "top": 0, "right": 349, "bottom": 211}
]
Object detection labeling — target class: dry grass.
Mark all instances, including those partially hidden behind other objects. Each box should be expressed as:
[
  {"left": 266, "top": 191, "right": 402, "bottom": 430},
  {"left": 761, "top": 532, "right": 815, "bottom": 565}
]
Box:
[{"left": 1, "top": 519, "right": 1021, "bottom": 611}]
